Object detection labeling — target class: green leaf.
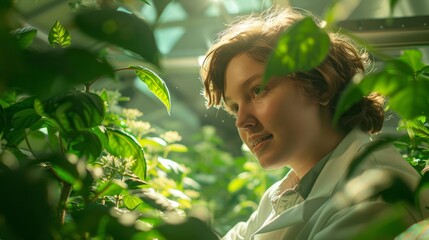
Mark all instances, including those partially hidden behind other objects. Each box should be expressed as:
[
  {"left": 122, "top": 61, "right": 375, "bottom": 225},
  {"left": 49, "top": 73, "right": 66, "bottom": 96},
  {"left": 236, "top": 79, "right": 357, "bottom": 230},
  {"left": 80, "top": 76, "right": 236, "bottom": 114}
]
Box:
[
  {"left": 67, "top": 130, "right": 103, "bottom": 163},
  {"left": 74, "top": 9, "right": 160, "bottom": 67},
  {"left": 123, "top": 192, "right": 143, "bottom": 210},
  {"left": 349, "top": 56, "right": 429, "bottom": 120},
  {"left": 132, "top": 65, "right": 171, "bottom": 114},
  {"left": 89, "top": 126, "right": 109, "bottom": 150},
  {"left": 388, "top": 79, "right": 429, "bottom": 119},
  {"left": 228, "top": 172, "right": 251, "bottom": 193},
  {"left": 42, "top": 91, "right": 105, "bottom": 132},
  {"left": 10, "top": 27, "right": 38, "bottom": 49},
  {"left": 11, "top": 48, "right": 114, "bottom": 98},
  {"left": 156, "top": 217, "right": 219, "bottom": 240},
  {"left": 12, "top": 108, "right": 41, "bottom": 130},
  {"left": 49, "top": 20, "right": 72, "bottom": 48},
  {"left": 264, "top": 17, "right": 330, "bottom": 83},
  {"left": 96, "top": 180, "right": 127, "bottom": 197},
  {"left": 105, "top": 128, "right": 146, "bottom": 180},
  {"left": 165, "top": 143, "right": 188, "bottom": 153},
  {"left": 399, "top": 50, "right": 425, "bottom": 73}
]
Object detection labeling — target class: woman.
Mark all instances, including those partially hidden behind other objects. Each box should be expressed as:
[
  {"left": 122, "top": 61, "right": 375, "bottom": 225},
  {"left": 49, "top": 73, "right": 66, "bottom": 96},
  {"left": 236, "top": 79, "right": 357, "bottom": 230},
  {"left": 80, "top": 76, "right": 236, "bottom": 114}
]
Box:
[{"left": 200, "top": 7, "right": 428, "bottom": 240}]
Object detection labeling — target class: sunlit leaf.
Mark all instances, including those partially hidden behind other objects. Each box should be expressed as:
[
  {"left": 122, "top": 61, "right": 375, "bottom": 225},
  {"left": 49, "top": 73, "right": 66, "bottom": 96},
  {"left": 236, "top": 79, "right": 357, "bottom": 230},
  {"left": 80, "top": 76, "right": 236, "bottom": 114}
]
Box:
[
  {"left": 105, "top": 128, "right": 146, "bottom": 180},
  {"left": 95, "top": 180, "right": 127, "bottom": 198},
  {"left": 10, "top": 27, "right": 38, "bottom": 49},
  {"left": 48, "top": 21, "right": 71, "bottom": 48},
  {"left": 42, "top": 91, "right": 105, "bottom": 132},
  {"left": 158, "top": 157, "right": 185, "bottom": 174},
  {"left": 74, "top": 9, "right": 160, "bottom": 66},
  {"left": 123, "top": 192, "right": 143, "bottom": 209},
  {"left": 228, "top": 172, "right": 251, "bottom": 193},
  {"left": 264, "top": 17, "right": 330, "bottom": 83},
  {"left": 399, "top": 50, "right": 425, "bottom": 73},
  {"left": 52, "top": 164, "right": 79, "bottom": 185},
  {"left": 165, "top": 143, "right": 188, "bottom": 153},
  {"left": 132, "top": 65, "right": 171, "bottom": 114}
]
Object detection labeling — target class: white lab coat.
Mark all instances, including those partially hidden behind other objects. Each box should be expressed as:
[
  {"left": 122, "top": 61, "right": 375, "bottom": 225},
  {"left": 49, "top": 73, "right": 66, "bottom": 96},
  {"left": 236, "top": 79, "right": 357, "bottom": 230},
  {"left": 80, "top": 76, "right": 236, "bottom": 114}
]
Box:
[{"left": 223, "top": 129, "right": 429, "bottom": 240}]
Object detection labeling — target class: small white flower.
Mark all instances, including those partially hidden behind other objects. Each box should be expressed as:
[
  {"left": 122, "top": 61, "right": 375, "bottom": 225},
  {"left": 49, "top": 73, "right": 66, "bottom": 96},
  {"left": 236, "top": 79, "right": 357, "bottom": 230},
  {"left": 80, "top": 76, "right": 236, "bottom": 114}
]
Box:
[
  {"left": 122, "top": 108, "right": 143, "bottom": 120},
  {"left": 161, "top": 131, "right": 182, "bottom": 143}
]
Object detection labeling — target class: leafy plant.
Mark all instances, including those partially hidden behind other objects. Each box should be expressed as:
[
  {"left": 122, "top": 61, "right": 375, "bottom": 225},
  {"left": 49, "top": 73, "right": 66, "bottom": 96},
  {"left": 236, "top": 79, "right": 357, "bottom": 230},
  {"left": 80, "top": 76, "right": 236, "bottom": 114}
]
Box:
[{"left": 0, "top": 1, "right": 218, "bottom": 239}]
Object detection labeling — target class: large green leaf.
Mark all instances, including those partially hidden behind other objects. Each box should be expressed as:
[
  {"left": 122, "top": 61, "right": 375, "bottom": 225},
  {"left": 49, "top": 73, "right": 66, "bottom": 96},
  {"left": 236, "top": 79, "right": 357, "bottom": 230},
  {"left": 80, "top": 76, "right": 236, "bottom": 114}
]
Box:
[
  {"left": 42, "top": 91, "right": 105, "bottom": 132},
  {"left": 48, "top": 20, "right": 72, "bottom": 48},
  {"left": 105, "top": 128, "right": 146, "bottom": 180},
  {"left": 335, "top": 51, "right": 429, "bottom": 121},
  {"left": 10, "top": 27, "right": 38, "bottom": 49},
  {"left": 131, "top": 65, "right": 171, "bottom": 114},
  {"left": 11, "top": 48, "right": 114, "bottom": 98},
  {"left": 74, "top": 9, "right": 160, "bottom": 67},
  {"left": 264, "top": 17, "right": 330, "bottom": 83}
]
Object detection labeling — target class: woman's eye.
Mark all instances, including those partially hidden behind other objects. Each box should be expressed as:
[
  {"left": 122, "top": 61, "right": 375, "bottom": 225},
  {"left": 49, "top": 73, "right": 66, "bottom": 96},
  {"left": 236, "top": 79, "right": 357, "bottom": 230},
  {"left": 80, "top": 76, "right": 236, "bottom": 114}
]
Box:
[{"left": 253, "top": 86, "right": 265, "bottom": 97}]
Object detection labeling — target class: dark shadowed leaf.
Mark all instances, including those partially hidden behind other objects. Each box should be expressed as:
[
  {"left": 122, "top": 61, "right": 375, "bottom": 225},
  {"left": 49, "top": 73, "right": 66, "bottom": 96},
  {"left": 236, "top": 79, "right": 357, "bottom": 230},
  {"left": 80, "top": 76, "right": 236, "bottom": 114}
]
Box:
[
  {"left": 264, "top": 17, "right": 330, "bottom": 83},
  {"left": 0, "top": 0, "right": 12, "bottom": 11},
  {"left": 11, "top": 48, "right": 114, "bottom": 98},
  {"left": 12, "top": 108, "right": 41, "bottom": 130},
  {"left": 48, "top": 20, "right": 72, "bottom": 48},
  {"left": 72, "top": 204, "right": 138, "bottom": 239},
  {"left": 105, "top": 128, "right": 146, "bottom": 180},
  {"left": 74, "top": 9, "right": 160, "bottom": 67},
  {"left": 0, "top": 167, "right": 57, "bottom": 240},
  {"left": 42, "top": 91, "right": 105, "bottom": 132},
  {"left": 131, "top": 65, "right": 171, "bottom": 114},
  {"left": 10, "top": 27, "right": 38, "bottom": 49},
  {"left": 67, "top": 130, "right": 103, "bottom": 163},
  {"left": 156, "top": 217, "right": 219, "bottom": 240}
]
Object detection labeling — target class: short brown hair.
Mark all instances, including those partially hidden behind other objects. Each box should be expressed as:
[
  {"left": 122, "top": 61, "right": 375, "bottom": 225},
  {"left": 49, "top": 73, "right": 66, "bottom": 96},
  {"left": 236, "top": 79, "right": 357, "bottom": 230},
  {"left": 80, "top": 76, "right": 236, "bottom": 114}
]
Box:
[{"left": 200, "top": 7, "right": 384, "bottom": 134}]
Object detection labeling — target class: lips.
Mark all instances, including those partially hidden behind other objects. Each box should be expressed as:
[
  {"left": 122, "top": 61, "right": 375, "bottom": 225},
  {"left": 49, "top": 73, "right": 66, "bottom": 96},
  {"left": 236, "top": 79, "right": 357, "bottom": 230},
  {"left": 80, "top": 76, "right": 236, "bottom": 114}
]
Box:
[{"left": 250, "top": 134, "right": 273, "bottom": 151}]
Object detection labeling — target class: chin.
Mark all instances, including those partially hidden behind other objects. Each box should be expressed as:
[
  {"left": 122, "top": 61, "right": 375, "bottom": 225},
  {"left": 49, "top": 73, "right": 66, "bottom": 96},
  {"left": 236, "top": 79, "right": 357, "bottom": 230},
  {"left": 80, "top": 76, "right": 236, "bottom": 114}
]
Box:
[{"left": 258, "top": 158, "right": 287, "bottom": 170}]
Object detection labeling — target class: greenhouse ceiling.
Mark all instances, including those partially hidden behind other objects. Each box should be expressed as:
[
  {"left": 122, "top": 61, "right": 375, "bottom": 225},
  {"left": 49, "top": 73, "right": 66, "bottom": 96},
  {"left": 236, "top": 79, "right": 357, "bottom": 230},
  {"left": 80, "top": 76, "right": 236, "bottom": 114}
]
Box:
[{"left": 13, "top": 0, "right": 429, "bottom": 154}]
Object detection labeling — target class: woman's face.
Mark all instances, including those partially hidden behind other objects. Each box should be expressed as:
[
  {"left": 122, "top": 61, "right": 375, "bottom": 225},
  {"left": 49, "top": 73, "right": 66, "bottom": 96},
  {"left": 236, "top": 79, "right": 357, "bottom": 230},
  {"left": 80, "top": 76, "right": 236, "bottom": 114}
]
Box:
[{"left": 224, "top": 53, "right": 333, "bottom": 171}]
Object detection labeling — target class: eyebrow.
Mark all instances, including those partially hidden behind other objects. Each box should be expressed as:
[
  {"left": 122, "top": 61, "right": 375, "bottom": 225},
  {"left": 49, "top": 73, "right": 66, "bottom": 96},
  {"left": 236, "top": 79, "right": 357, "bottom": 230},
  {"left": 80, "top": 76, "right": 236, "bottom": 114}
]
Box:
[{"left": 224, "top": 73, "right": 263, "bottom": 105}]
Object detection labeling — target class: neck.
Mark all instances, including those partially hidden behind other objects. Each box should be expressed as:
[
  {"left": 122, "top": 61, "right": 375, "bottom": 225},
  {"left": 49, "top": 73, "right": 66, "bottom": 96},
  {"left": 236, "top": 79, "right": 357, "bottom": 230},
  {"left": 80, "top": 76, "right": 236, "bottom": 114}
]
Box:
[{"left": 291, "top": 127, "right": 345, "bottom": 179}]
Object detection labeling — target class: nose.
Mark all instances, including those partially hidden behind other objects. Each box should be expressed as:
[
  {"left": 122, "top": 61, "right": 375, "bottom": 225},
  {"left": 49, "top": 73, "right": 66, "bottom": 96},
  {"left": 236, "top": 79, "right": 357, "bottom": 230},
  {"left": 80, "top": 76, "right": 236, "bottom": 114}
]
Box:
[{"left": 235, "top": 104, "right": 257, "bottom": 130}]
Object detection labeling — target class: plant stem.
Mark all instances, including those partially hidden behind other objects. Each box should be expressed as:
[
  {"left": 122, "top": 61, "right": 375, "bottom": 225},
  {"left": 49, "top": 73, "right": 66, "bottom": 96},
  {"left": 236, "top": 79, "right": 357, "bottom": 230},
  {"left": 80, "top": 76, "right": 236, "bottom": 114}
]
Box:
[
  {"left": 24, "top": 129, "right": 37, "bottom": 159},
  {"left": 57, "top": 181, "right": 72, "bottom": 225}
]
